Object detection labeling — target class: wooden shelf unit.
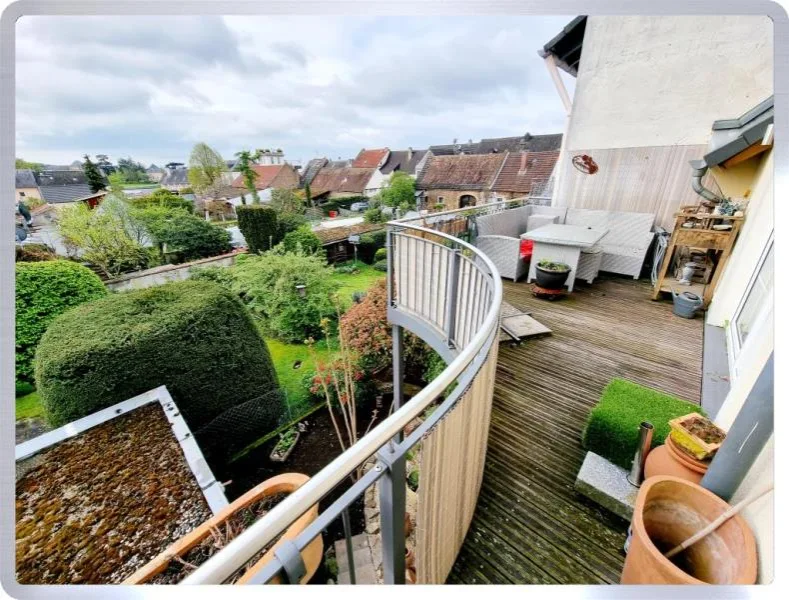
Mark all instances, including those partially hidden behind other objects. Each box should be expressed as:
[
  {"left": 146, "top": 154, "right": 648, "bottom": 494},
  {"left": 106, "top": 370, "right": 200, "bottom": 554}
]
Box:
[{"left": 652, "top": 209, "right": 744, "bottom": 306}]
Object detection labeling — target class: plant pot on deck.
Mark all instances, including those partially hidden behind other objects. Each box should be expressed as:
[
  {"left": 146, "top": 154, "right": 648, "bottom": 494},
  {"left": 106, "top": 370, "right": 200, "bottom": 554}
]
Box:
[
  {"left": 621, "top": 476, "right": 757, "bottom": 584},
  {"left": 535, "top": 262, "right": 570, "bottom": 290},
  {"left": 644, "top": 437, "right": 710, "bottom": 485},
  {"left": 124, "top": 473, "right": 322, "bottom": 585},
  {"left": 668, "top": 413, "right": 726, "bottom": 461}
]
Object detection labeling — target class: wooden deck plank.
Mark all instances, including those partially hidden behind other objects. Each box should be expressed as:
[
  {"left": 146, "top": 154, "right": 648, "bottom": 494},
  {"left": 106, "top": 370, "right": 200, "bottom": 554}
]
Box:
[{"left": 447, "top": 275, "right": 703, "bottom": 584}]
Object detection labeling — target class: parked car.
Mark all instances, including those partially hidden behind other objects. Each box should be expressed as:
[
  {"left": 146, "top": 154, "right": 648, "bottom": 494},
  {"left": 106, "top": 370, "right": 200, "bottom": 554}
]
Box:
[{"left": 350, "top": 202, "right": 369, "bottom": 212}]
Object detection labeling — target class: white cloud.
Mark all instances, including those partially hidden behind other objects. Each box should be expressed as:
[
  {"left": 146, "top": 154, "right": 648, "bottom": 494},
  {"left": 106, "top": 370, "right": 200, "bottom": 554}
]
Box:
[{"left": 15, "top": 14, "right": 574, "bottom": 166}]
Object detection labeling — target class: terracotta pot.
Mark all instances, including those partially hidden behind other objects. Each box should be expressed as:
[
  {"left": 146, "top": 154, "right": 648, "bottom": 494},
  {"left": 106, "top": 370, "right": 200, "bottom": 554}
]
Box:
[
  {"left": 644, "top": 438, "right": 708, "bottom": 485},
  {"left": 124, "top": 473, "right": 323, "bottom": 585},
  {"left": 621, "top": 476, "right": 757, "bottom": 584},
  {"left": 405, "top": 567, "right": 417, "bottom": 584},
  {"left": 405, "top": 547, "right": 416, "bottom": 571},
  {"left": 404, "top": 512, "right": 413, "bottom": 539}
]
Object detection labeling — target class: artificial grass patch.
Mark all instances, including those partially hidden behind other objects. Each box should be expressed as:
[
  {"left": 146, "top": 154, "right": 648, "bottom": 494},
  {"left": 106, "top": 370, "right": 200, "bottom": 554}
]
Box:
[{"left": 581, "top": 378, "right": 704, "bottom": 470}]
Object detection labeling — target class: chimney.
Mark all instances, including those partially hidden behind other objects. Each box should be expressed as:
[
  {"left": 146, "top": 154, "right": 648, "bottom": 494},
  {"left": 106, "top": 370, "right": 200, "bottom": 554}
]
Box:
[
  {"left": 407, "top": 147, "right": 413, "bottom": 161},
  {"left": 452, "top": 138, "right": 458, "bottom": 145},
  {"left": 519, "top": 152, "right": 528, "bottom": 173}
]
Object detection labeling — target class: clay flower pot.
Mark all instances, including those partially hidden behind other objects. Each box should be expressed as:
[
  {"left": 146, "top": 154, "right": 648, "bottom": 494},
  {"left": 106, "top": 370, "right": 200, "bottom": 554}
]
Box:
[
  {"left": 644, "top": 437, "right": 709, "bottom": 485},
  {"left": 621, "top": 476, "right": 757, "bottom": 584}
]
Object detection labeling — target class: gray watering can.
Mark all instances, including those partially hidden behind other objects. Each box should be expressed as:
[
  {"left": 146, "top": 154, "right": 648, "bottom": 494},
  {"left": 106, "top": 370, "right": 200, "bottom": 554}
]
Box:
[{"left": 672, "top": 290, "right": 703, "bottom": 318}]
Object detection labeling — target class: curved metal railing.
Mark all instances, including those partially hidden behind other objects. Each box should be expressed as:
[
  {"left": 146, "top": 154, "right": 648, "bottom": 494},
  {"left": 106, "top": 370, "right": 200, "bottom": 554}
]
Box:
[{"left": 181, "top": 218, "right": 502, "bottom": 585}]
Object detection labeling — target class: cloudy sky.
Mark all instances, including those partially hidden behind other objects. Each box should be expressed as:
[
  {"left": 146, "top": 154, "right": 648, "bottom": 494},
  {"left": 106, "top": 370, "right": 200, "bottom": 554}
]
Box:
[{"left": 15, "top": 15, "right": 574, "bottom": 167}]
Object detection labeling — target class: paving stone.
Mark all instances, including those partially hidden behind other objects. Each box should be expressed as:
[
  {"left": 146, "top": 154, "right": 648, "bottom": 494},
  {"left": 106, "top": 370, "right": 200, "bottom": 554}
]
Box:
[
  {"left": 574, "top": 450, "right": 638, "bottom": 520},
  {"left": 337, "top": 563, "right": 377, "bottom": 585}
]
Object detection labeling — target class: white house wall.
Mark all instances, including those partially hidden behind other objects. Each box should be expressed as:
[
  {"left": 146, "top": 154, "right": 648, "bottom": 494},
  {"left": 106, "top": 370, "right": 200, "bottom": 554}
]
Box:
[{"left": 364, "top": 169, "right": 387, "bottom": 197}]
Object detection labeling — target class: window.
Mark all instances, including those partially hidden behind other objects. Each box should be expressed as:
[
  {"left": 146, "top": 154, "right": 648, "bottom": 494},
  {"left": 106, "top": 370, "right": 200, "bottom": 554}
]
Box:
[
  {"left": 437, "top": 196, "right": 444, "bottom": 202},
  {"left": 733, "top": 242, "right": 773, "bottom": 349}
]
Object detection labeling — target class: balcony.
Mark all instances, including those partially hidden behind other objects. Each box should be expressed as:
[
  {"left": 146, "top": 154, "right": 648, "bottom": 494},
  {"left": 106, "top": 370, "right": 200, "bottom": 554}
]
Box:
[{"left": 181, "top": 200, "right": 704, "bottom": 585}]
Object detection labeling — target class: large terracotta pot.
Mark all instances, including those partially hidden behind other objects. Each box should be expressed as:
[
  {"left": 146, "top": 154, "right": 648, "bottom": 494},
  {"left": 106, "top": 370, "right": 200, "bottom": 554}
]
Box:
[
  {"left": 621, "top": 476, "right": 757, "bottom": 584},
  {"left": 644, "top": 437, "right": 709, "bottom": 484},
  {"left": 124, "top": 473, "right": 322, "bottom": 585}
]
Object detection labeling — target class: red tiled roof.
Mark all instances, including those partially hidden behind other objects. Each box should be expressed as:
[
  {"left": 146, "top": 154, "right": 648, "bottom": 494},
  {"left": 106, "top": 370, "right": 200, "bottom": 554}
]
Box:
[
  {"left": 352, "top": 148, "right": 389, "bottom": 169},
  {"left": 492, "top": 151, "right": 559, "bottom": 194},
  {"left": 416, "top": 154, "right": 506, "bottom": 191},
  {"left": 231, "top": 165, "right": 285, "bottom": 190},
  {"left": 310, "top": 167, "right": 375, "bottom": 195}
]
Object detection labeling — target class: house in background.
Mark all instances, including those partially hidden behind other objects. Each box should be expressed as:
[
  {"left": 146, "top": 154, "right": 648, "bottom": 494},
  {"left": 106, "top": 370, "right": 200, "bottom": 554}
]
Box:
[
  {"left": 379, "top": 148, "right": 431, "bottom": 187},
  {"left": 15, "top": 169, "right": 41, "bottom": 203},
  {"left": 490, "top": 150, "right": 560, "bottom": 204},
  {"left": 229, "top": 163, "right": 300, "bottom": 196},
  {"left": 351, "top": 148, "right": 391, "bottom": 197},
  {"left": 35, "top": 170, "right": 105, "bottom": 209},
  {"left": 159, "top": 163, "right": 190, "bottom": 192},
  {"left": 309, "top": 165, "right": 376, "bottom": 201},
  {"left": 146, "top": 164, "right": 165, "bottom": 183},
  {"left": 429, "top": 132, "right": 562, "bottom": 156},
  {"left": 416, "top": 153, "right": 507, "bottom": 210},
  {"left": 312, "top": 221, "right": 384, "bottom": 264}
]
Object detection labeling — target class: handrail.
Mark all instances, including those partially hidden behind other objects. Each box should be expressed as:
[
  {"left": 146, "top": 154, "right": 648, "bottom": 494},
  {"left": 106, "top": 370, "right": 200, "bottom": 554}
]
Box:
[
  {"left": 395, "top": 196, "right": 529, "bottom": 223},
  {"left": 182, "top": 221, "right": 502, "bottom": 585}
]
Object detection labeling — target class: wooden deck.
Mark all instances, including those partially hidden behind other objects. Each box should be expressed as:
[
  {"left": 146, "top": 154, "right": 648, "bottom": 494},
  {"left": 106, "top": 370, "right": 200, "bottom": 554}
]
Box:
[{"left": 448, "top": 275, "right": 703, "bottom": 584}]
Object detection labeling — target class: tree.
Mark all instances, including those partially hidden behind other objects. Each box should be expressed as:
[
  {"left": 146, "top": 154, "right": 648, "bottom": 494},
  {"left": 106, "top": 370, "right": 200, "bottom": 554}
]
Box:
[
  {"left": 134, "top": 208, "right": 232, "bottom": 263},
  {"left": 83, "top": 154, "right": 106, "bottom": 193},
  {"left": 270, "top": 188, "right": 303, "bottom": 214},
  {"left": 16, "top": 158, "right": 43, "bottom": 171},
  {"left": 108, "top": 172, "right": 125, "bottom": 191},
  {"left": 234, "top": 149, "right": 261, "bottom": 203},
  {"left": 188, "top": 142, "right": 226, "bottom": 196},
  {"left": 304, "top": 182, "right": 313, "bottom": 207},
  {"left": 117, "top": 156, "right": 150, "bottom": 183},
  {"left": 380, "top": 172, "right": 416, "bottom": 211},
  {"left": 56, "top": 202, "right": 150, "bottom": 278},
  {"left": 95, "top": 154, "right": 115, "bottom": 175}
]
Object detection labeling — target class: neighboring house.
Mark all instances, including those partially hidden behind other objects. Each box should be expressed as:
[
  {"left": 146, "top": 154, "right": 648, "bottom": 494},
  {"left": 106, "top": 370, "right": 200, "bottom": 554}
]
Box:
[
  {"left": 301, "top": 158, "right": 328, "bottom": 187},
  {"left": 229, "top": 163, "right": 300, "bottom": 193},
  {"left": 312, "top": 221, "right": 384, "bottom": 264},
  {"left": 415, "top": 153, "right": 507, "bottom": 210},
  {"left": 490, "top": 150, "right": 560, "bottom": 204},
  {"left": 146, "top": 164, "right": 165, "bottom": 183},
  {"left": 352, "top": 148, "right": 391, "bottom": 197},
  {"left": 429, "top": 133, "right": 562, "bottom": 156},
  {"left": 379, "top": 148, "right": 430, "bottom": 180},
  {"left": 159, "top": 165, "right": 190, "bottom": 192},
  {"left": 542, "top": 15, "right": 773, "bottom": 581},
  {"left": 256, "top": 149, "right": 286, "bottom": 165},
  {"left": 68, "top": 160, "right": 83, "bottom": 171},
  {"left": 309, "top": 166, "right": 376, "bottom": 201},
  {"left": 15, "top": 169, "right": 41, "bottom": 203},
  {"left": 36, "top": 171, "right": 105, "bottom": 208},
  {"left": 544, "top": 15, "right": 772, "bottom": 230}
]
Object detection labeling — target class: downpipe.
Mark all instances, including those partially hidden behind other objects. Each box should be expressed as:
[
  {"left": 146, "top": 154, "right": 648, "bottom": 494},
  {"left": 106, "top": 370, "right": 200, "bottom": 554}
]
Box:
[{"left": 689, "top": 160, "right": 724, "bottom": 203}]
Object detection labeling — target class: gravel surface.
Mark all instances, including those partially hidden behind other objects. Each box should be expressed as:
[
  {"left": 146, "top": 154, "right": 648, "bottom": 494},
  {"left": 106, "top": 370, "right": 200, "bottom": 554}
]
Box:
[{"left": 16, "top": 404, "right": 212, "bottom": 584}]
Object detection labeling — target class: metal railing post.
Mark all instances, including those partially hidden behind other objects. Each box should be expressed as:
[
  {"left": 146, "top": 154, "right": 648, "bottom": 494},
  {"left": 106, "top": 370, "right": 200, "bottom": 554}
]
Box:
[
  {"left": 444, "top": 247, "right": 461, "bottom": 348},
  {"left": 377, "top": 445, "right": 406, "bottom": 584},
  {"left": 386, "top": 227, "right": 395, "bottom": 307},
  {"left": 392, "top": 324, "right": 404, "bottom": 444},
  {"left": 341, "top": 508, "right": 357, "bottom": 584}
]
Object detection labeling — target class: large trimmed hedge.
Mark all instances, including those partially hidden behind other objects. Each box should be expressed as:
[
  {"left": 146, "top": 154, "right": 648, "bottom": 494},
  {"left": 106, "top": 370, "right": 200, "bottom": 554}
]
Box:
[
  {"left": 237, "top": 205, "right": 279, "bottom": 253},
  {"left": 16, "top": 261, "right": 107, "bottom": 384},
  {"left": 35, "top": 280, "right": 283, "bottom": 444},
  {"left": 581, "top": 378, "right": 705, "bottom": 469}
]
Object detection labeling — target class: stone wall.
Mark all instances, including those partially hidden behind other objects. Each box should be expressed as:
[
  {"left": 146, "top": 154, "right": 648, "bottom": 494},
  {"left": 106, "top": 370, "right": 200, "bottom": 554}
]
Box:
[{"left": 105, "top": 252, "right": 241, "bottom": 292}]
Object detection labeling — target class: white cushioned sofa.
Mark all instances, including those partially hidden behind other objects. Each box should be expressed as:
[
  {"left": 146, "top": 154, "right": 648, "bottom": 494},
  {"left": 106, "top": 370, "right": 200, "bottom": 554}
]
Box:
[{"left": 474, "top": 205, "right": 655, "bottom": 281}]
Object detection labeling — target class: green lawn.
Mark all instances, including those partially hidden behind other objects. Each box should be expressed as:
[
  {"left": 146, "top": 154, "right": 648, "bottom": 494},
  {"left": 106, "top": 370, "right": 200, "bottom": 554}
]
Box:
[
  {"left": 330, "top": 261, "right": 386, "bottom": 308},
  {"left": 265, "top": 337, "right": 334, "bottom": 417},
  {"left": 120, "top": 183, "right": 161, "bottom": 190},
  {"left": 16, "top": 391, "right": 44, "bottom": 420}
]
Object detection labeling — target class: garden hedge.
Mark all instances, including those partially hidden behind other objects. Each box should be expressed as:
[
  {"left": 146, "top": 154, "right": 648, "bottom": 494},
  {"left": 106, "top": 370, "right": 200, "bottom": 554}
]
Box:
[
  {"left": 237, "top": 205, "right": 279, "bottom": 253},
  {"left": 581, "top": 378, "right": 705, "bottom": 469},
  {"left": 16, "top": 261, "right": 107, "bottom": 384},
  {"left": 35, "top": 280, "right": 283, "bottom": 449},
  {"left": 357, "top": 229, "right": 386, "bottom": 264}
]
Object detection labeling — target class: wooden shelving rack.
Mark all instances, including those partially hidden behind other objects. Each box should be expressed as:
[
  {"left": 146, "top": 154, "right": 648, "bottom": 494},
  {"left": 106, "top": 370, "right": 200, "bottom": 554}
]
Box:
[{"left": 652, "top": 208, "right": 744, "bottom": 306}]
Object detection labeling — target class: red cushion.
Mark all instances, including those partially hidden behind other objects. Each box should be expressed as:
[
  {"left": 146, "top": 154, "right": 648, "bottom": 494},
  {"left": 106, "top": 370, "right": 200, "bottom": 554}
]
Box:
[{"left": 520, "top": 239, "right": 534, "bottom": 259}]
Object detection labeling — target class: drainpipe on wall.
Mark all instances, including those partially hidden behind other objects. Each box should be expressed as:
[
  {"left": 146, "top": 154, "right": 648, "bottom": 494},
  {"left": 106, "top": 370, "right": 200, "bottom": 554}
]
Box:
[{"left": 689, "top": 159, "right": 725, "bottom": 203}]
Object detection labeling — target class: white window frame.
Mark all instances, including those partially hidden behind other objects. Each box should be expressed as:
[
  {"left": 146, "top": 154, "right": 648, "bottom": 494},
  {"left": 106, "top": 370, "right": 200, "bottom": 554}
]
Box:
[{"left": 727, "top": 233, "right": 774, "bottom": 380}]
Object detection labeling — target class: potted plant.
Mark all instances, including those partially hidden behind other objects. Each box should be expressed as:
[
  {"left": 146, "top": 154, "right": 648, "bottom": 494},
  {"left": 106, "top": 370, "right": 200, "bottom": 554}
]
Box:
[
  {"left": 668, "top": 413, "right": 726, "bottom": 461},
  {"left": 535, "top": 259, "right": 571, "bottom": 289},
  {"left": 270, "top": 426, "right": 300, "bottom": 463}
]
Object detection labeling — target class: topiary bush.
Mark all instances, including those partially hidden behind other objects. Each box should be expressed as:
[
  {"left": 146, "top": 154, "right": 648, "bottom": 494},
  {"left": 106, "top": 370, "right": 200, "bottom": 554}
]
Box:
[
  {"left": 373, "top": 260, "right": 388, "bottom": 272},
  {"left": 231, "top": 250, "right": 340, "bottom": 343},
  {"left": 16, "top": 261, "right": 107, "bottom": 385},
  {"left": 357, "top": 229, "right": 386, "bottom": 264},
  {"left": 237, "top": 205, "right": 279, "bottom": 253},
  {"left": 374, "top": 247, "right": 387, "bottom": 262},
  {"left": 279, "top": 226, "right": 322, "bottom": 255},
  {"left": 581, "top": 378, "right": 705, "bottom": 470},
  {"left": 35, "top": 280, "right": 283, "bottom": 447}
]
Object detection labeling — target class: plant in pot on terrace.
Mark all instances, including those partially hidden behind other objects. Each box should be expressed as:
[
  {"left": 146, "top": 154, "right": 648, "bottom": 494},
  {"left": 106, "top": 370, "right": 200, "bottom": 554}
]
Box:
[
  {"left": 270, "top": 426, "right": 301, "bottom": 462},
  {"left": 535, "top": 259, "right": 571, "bottom": 290}
]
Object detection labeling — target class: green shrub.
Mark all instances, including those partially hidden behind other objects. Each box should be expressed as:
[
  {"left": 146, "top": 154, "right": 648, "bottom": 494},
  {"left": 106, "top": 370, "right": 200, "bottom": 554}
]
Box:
[
  {"left": 136, "top": 208, "right": 232, "bottom": 263},
  {"left": 407, "top": 469, "right": 420, "bottom": 492},
  {"left": 189, "top": 265, "right": 236, "bottom": 290},
  {"left": 232, "top": 250, "right": 340, "bottom": 342},
  {"left": 130, "top": 189, "right": 193, "bottom": 213},
  {"left": 16, "top": 261, "right": 107, "bottom": 385},
  {"left": 35, "top": 281, "right": 282, "bottom": 448},
  {"left": 581, "top": 378, "right": 705, "bottom": 469},
  {"left": 364, "top": 207, "right": 384, "bottom": 223},
  {"left": 237, "top": 205, "right": 279, "bottom": 253},
  {"left": 277, "top": 212, "right": 307, "bottom": 239},
  {"left": 357, "top": 229, "right": 386, "bottom": 264},
  {"left": 279, "top": 226, "right": 322, "bottom": 255},
  {"left": 374, "top": 248, "right": 387, "bottom": 262},
  {"left": 373, "top": 260, "right": 387, "bottom": 272}
]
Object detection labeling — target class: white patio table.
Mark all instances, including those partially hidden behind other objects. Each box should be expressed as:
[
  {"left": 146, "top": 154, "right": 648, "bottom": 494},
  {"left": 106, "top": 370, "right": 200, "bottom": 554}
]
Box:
[{"left": 521, "top": 224, "right": 608, "bottom": 292}]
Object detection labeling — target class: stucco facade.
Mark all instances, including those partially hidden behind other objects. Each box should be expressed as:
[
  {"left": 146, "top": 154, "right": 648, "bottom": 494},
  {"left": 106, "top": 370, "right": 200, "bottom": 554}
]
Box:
[
  {"left": 422, "top": 189, "right": 496, "bottom": 211},
  {"left": 16, "top": 187, "right": 41, "bottom": 203}
]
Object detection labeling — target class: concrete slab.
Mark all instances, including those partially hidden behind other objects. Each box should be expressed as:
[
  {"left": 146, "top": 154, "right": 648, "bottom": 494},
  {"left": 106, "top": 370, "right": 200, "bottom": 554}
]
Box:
[
  {"left": 574, "top": 451, "right": 639, "bottom": 521},
  {"left": 702, "top": 324, "right": 730, "bottom": 420}
]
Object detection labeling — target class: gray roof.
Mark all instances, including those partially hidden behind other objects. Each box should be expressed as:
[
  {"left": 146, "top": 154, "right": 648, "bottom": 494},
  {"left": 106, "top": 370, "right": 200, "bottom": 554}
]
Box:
[
  {"left": 38, "top": 184, "right": 95, "bottom": 204},
  {"left": 146, "top": 164, "right": 164, "bottom": 173},
  {"left": 160, "top": 168, "right": 189, "bottom": 186},
  {"left": 15, "top": 169, "right": 37, "bottom": 188},
  {"left": 380, "top": 149, "right": 428, "bottom": 175},
  {"left": 429, "top": 133, "right": 562, "bottom": 156},
  {"left": 540, "top": 16, "right": 587, "bottom": 76},
  {"left": 35, "top": 170, "right": 88, "bottom": 186},
  {"left": 702, "top": 96, "right": 774, "bottom": 167},
  {"left": 301, "top": 158, "right": 328, "bottom": 186}
]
